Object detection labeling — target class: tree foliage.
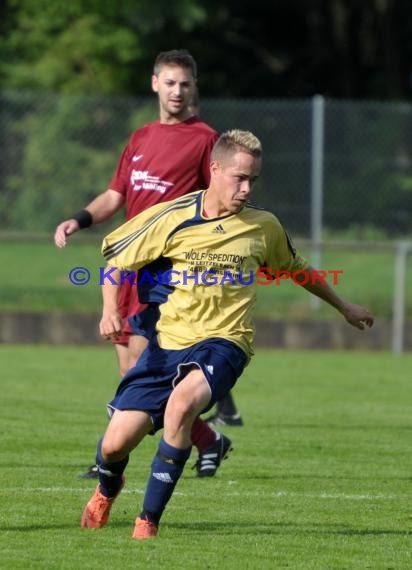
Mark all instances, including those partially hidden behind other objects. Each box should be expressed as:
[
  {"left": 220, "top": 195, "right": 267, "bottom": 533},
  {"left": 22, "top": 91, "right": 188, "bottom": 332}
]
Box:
[
  {"left": 1, "top": 0, "right": 412, "bottom": 99},
  {"left": 0, "top": 0, "right": 206, "bottom": 95},
  {"left": 2, "top": 0, "right": 412, "bottom": 235}
]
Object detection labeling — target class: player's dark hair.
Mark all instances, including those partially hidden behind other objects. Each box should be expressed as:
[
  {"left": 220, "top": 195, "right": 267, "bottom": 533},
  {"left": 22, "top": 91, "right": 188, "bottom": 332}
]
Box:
[{"left": 153, "top": 49, "right": 197, "bottom": 78}]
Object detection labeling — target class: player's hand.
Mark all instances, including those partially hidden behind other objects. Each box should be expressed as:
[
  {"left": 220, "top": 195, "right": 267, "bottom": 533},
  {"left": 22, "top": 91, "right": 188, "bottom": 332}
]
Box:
[
  {"left": 99, "top": 311, "right": 124, "bottom": 340},
  {"left": 54, "top": 220, "right": 80, "bottom": 248},
  {"left": 341, "top": 302, "right": 374, "bottom": 330}
]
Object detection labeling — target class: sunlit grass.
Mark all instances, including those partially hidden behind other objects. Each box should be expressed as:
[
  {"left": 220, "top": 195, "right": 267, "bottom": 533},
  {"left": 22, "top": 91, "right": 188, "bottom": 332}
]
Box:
[{"left": 1, "top": 346, "right": 411, "bottom": 569}]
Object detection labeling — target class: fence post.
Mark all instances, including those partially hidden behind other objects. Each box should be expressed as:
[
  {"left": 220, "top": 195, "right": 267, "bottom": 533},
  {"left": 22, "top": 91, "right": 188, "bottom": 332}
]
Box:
[
  {"left": 392, "top": 242, "right": 411, "bottom": 354},
  {"left": 310, "top": 95, "right": 325, "bottom": 309}
]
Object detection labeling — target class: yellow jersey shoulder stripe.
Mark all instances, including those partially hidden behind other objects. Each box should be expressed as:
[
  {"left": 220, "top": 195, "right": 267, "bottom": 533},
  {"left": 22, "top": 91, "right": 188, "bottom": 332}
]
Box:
[{"left": 103, "top": 193, "right": 199, "bottom": 261}]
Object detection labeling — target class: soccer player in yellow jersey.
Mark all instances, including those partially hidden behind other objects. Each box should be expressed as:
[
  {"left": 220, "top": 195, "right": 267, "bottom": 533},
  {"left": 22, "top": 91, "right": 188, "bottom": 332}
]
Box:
[{"left": 81, "top": 129, "right": 374, "bottom": 539}]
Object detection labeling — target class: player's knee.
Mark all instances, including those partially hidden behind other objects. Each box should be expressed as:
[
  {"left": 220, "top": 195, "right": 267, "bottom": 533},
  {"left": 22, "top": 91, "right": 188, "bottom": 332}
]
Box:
[
  {"left": 101, "top": 437, "right": 127, "bottom": 462},
  {"left": 167, "top": 397, "right": 198, "bottom": 426}
]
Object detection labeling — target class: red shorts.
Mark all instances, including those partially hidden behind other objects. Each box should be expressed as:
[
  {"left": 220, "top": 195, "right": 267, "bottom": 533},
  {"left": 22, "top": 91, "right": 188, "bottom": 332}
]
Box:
[{"left": 113, "top": 279, "right": 147, "bottom": 345}]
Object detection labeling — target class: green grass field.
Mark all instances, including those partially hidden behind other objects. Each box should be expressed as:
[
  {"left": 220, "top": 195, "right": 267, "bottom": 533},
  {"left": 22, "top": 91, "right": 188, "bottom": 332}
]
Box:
[
  {"left": 1, "top": 345, "right": 411, "bottom": 569},
  {"left": 1, "top": 239, "right": 412, "bottom": 319}
]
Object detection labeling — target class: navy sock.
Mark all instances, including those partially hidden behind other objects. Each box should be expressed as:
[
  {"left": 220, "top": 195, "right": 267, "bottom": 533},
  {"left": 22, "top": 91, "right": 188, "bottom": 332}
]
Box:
[
  {"left": 141, "top": 437, "right": 192, "bottom": 525},
  {"left": 96, "top": 438, "right": 129, "bottom": 498}
]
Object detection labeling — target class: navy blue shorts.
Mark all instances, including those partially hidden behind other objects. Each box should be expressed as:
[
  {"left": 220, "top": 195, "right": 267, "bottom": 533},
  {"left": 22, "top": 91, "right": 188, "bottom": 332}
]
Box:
[
  {"left": 128, "top": 304, "right": 160, "bottom": 342},
  {"left": 107, "top": 337, "right": 247, "bottom": 433}
]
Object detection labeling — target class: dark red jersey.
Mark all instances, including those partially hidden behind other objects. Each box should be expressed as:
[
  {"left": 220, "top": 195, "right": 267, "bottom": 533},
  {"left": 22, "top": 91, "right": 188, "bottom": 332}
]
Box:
[{"left": 109, "top": 116, "right": 218, "bottom": 219}]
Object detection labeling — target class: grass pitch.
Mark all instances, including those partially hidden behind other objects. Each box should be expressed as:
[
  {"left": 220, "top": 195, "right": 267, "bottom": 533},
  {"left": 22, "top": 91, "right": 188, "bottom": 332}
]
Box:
[{"left": 0, "top": 346, "right": 411, "bottom": 569}]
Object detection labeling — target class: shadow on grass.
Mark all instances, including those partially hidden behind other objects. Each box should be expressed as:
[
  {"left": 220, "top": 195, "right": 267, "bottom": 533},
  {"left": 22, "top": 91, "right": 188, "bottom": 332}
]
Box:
[
  {"left": 163, "top": 521, "right": 412, "bottom": 537},
  {"left": 1, "top": 520, "right": 411, "bottom": 537}
]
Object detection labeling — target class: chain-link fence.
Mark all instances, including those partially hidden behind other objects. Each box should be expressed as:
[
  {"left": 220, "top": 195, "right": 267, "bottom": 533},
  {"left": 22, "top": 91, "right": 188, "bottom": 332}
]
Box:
[{"left": 1, "top": 90, "right": 412, "bottom": 238}]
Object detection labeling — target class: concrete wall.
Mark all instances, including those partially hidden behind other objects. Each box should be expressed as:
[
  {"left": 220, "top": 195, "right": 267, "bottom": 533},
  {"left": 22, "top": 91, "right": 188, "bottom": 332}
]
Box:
[{"left": 0, "top": 312, "right": 408, "bottom": 351}]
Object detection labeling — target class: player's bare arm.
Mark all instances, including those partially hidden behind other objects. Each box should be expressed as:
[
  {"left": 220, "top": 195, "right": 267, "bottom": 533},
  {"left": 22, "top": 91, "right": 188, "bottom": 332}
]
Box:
[
  {"left": 297, "top": 265, "right": 374, "bottom": 330},
  {"left": 100, "top": 265, "right": 123, "bottom": 340},
  {"left": 54, "top": 190, "right": 125, "bottom": 248}
]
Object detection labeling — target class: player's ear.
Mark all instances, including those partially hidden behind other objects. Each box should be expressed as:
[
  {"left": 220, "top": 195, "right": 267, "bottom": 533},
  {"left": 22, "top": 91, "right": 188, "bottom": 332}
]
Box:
[
  {"left": 151, "top": 74, "right": 159, "bottom": 93},
  {"left": 210, "top": 160, "right": 221, "bottom": 175}
]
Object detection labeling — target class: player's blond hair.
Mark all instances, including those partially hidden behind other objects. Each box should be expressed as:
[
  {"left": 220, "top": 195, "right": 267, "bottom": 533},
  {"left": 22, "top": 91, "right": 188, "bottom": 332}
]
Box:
[{"left": 211, "top": 130, "right": 262, "bottom": 162}]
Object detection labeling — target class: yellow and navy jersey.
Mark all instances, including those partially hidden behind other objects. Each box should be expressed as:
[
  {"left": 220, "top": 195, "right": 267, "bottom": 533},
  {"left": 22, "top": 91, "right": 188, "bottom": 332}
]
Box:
[{"left": 102, "top": 190, "right": 308, "bottom": 358}]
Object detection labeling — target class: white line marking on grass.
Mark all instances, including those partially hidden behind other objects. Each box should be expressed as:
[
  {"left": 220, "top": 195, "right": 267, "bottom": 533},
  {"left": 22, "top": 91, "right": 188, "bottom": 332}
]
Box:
[
  {"left": 223, "top": 485, "right": 399, "bottom": 500},
  {"left": 1, "top": 488, "right": 399, "bottom": 500},
  {"left": 275, "top": 491, "right": 397, "bottom": 500},
  {"left": 318, "top": 492, "right": 395, "bottom": 500}
]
